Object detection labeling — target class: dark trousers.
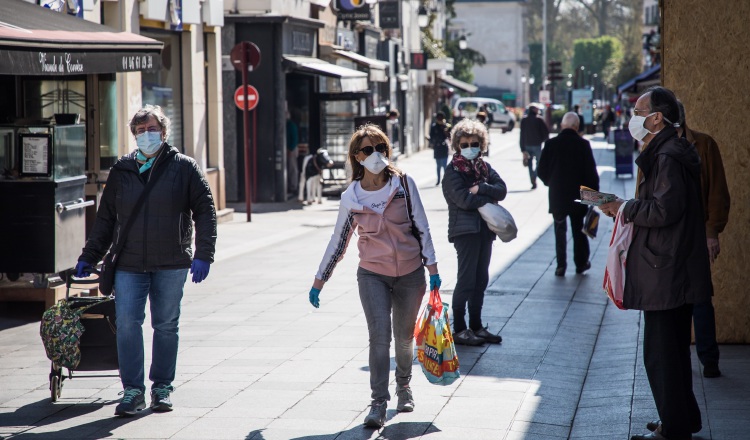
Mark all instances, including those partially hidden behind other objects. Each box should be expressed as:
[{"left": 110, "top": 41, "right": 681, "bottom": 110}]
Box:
[
  {"left": 644, "top": 304, "right": 702, "bottom": 440},
  {"left": 452, "top": 228, "right": 493, "bottom": 334},
  {"left": 552, "top": 210, "right": 589, "bottom": 269},
  {"left": 693, "top": 298, "right": 720, "bottom": 367}
]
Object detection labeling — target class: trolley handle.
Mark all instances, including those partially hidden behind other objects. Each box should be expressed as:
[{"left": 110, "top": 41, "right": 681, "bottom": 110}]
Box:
[{"left": 64, "top": 267, "right": 101, "bottom": 290}]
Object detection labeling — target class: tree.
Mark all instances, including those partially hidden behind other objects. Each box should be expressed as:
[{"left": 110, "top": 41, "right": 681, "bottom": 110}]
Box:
[
  {"left": 427, "top": 0, "right": 486, "bottom": 84},
  {"left": 572, "top": 36, "right": 623, "bottom": 87}
]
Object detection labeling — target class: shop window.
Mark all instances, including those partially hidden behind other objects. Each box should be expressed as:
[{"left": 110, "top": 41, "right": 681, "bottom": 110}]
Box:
[
  {"left": 99, "top": 76, "right": 118, "bottom": 169},
  {"left": 141, "top": 30, "right": 183, "bottom": 151},
  {"left": 23, "top": 79, "right": 85, "bottom": 123}
]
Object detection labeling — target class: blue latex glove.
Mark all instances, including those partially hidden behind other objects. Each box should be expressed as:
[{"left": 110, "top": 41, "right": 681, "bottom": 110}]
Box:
[
  {"left": 75, "top": 261, "right": 92, "bottom": 278},
  {"left": 309, "top": 287, "right": 321, "bottom": 308},
  {"left": 429, "top": 274, "right": 442, "bottom": 290},
  {"left": 190, "top": 259, "right": 210, "bottom": 283}
]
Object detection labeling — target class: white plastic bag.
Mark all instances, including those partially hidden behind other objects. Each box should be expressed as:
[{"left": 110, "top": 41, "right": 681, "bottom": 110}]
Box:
[
  {"left": 477, "top": 203, "right": 517, "bottom": 242},
  {"left": 603, "top": 205, "right": 633, "bottom": 310}
]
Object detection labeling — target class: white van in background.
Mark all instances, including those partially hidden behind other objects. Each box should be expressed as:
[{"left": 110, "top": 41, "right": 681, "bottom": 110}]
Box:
[{"left": 453, "top": 97, "right": 516, "bottom": 132}]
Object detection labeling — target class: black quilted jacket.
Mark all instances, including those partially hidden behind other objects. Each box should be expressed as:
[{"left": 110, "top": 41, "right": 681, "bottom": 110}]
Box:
[
  {"left": 79, "top": 145, "right": 217, "bottom": 271},
  {"left": 441, "top": 161, "right": 507, "bottom": 242}
]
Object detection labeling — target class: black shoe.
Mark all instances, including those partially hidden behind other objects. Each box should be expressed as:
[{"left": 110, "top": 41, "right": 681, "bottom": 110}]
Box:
[
  {"left": 576, "top": 261, "right": 592, "bottom": 274},
  {"left": 150, "top": 385, "right": 174, "bottom": 412},
  {"left": 631, "top": 431, "right": 667, "bottom": 440},
  {"left": 473, "top": 326, "right": 502, "bottom": 344},
  {"left": 555, "top": 266, "right": 566, "bottom": 277},
  {"left": 363, "top": 399, "right": 387, "bottom": 428},
  {"left": 703, "top": 363, "right": 721, "bottom": 378},
  {"left": 646, "top": 420, "right": 660, "bottom": 431},
  {"left": 531, "top": 182, "right": 537, "bottom": 190},
  {"left": 114, "top": 388, "right": 146, "bottom": 416},
  {"left": 453, "top": 328, "right": 486, "bottom": 346}
]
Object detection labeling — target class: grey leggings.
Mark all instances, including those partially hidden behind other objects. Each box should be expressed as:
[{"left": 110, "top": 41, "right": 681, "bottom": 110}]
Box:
[{"left": 357, "top": 266, "right": 426, "bottom": 401}]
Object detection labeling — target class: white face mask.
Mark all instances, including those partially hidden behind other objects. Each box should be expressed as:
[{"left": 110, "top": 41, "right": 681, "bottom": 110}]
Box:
[
  {"left": 136, "top": 131, "right": 163, "bottom": 155},
  {"left": 628, "top": 113, "right": 657, "bottom": 141},
  {"left": 359, "top": 151, "right": 388, "bottom": 174},
  {"left": 460, "top": 147, "right": 481, "bottom": 160}
]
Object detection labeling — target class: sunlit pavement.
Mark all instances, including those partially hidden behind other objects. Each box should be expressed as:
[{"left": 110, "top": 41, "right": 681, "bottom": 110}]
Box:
[{"left": 1, "top": 130, "right": 748, "bottom": 439}]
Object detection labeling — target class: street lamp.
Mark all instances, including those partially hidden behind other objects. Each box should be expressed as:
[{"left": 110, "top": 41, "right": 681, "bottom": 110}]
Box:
[
  {"left": 458, "top": 35, "right": 468, "bottom": 50},
  {"left": 417, "top": 5, "right": 429, "bottom": 28}
]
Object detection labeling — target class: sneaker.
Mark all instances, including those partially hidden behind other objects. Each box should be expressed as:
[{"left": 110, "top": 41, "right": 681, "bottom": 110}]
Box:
[
  {"left": 474, "top": 326, "right": 502, "bottom": 344},
  {"left": 363, "top": 399, "right": 387, "bottom": 428},
  {"left": 453, "top": 328, "right": 485, "bottom": 346},
  {"left": 396, "top": 388, "right": 414, "bottom": 412},
  {"left": 703, "top": 363, "right": 721, "bottom": 378},
  {"left": 114, "top": 388, "right": 146, "bottom": 416},
  {"left": 150, "top": 385, "right": 174, "bottom": 412}
]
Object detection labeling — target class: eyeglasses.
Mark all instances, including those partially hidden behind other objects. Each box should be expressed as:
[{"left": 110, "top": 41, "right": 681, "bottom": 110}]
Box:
[
  {"left": 355, "top": 143, "right": 387, "bottom": 156},
  {"left": 632, "top": 108, "right": 651, "bottom": 116},
  {"left": 136, "top": 126, "right": 161, "bottom": 135},
  {"left": 459, "top": 141, "right": 481, "bottom": 150}
]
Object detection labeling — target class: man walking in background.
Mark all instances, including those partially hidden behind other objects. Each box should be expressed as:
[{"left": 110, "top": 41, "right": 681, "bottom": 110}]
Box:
[
  {"left": 519, "top": 105, "right": 549, "bottom": 190},
  {"left": 430, "top": 112, "right": 451, "bottom": 185},
  {"left": 677, "top": 100, "right": 731, "bottom": 378},
  {"left": 537, "top": 112, "right": 599, "bottom": 276}
]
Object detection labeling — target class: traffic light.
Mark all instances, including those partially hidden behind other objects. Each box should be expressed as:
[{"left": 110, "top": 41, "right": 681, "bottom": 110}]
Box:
[{"left": 548, "top": 60, "right": 563, "bottom": 81}]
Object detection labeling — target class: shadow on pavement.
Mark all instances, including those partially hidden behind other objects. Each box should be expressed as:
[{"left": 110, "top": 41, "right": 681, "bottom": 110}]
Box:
[
  {"left": 0, "top": 301, "right": 44, "bottom": 331},
  {"left": 247, "top": 420, "right": 440, "bottom": 440}
]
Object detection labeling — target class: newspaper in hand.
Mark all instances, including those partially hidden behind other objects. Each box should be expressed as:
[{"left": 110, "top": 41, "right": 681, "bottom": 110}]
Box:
[{"left": 577, "top": 186, "right": 617, "bottom": 206}]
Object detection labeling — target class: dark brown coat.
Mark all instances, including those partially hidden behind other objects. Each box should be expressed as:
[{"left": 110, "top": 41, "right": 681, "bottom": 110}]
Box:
[{"left": 622, "top": 127, "right": 712, "bottom": 311}]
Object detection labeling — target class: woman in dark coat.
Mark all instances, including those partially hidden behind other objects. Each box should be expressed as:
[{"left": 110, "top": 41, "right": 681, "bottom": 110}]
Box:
[
  {"left": 601, "top": 87, "right": 711, "bottom": 440},
  {"left": 441, "top": 119, "right": 507, "bottom": 346}
]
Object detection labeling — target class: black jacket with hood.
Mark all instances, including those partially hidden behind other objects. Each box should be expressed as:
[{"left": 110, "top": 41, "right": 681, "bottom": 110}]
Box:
[
  {"left": 622, "top": 126, "right": 712, "bottom": 310},
  {"left": 79, "top": 144, "right": 217, "bottom": 271}
]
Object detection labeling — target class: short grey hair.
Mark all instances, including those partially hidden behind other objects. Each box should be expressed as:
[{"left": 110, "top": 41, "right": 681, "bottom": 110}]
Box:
[
  {"left": 128, "top": 104, "right": 171, "bottom": 141},
  {"left": 561, "top": 112, "right": 580, "bottom": 130},
  {"left": 450, "top": 118, "right": 489, "bottom": 152}
]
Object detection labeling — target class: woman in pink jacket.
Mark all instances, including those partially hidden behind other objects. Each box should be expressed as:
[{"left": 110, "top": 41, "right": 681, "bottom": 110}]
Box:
[{"left": 309, "top": 124, "right": 440, "bottom": 429}]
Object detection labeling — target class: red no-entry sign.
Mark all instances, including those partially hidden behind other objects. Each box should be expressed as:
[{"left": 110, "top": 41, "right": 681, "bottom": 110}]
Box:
[{"left": 234, "top": 85, "right": 259, "bottom": 111}]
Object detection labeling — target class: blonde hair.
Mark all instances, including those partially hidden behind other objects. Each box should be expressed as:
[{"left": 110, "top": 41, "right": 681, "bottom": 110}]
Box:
[
  {"left": 450, "top": 118, "right": 489, "bottom": 152},
  {"left": 348, "top": 124, "right": 402, "bottom": 181}
]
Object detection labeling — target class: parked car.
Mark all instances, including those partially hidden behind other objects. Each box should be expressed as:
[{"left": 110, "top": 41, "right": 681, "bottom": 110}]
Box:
[{"left": 453, "top": 97, "right": 516, "bottom": 132}]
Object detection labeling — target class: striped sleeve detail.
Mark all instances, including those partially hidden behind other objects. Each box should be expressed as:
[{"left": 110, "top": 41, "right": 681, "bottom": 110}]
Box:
[{"left": 321, "top": 212, "right": 355, "bottom": 282}]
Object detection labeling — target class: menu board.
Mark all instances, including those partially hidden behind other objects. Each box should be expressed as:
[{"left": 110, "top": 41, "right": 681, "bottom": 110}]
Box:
[{"left": 20, "top": 134, "right": 51, "bottom": 177}]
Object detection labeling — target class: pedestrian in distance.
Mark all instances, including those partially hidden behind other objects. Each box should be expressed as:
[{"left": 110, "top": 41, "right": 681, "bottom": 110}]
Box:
[
  {"left": 519, "top": 105, "right": 549, "bottom": 190},
  {"left": 286, "top": 111, "right": 300, "bottom": 196},
  {"left": 600, "top": 86, "right": 711, "bottom": 440},
  {"left": 480, "top": 103, "right": 494, "bottom": 128},
  {"left": 441, "top": 119, "right": 507, "bottom": 347},
  {"left": 75, "top": 104, "right": 217, "bottom": 417},
  {"left": 601, "top": 104, "right": 616, "bottom": 140},
  {"left": 308, "top": 124, "right": 441, "bottom": 429},
  {"left": 429, "top": 111, "right": 451, "bottom": 186},
  {"left": 537, "top": 112, "right": 599, "bottom": 277},
  {"left": 676, "top": 99, "right": 731, "bottom": 379},
  {"left": 573, "top": 104, "right": 586, "bottom": 136},
  {"left": 387, "top": 109, "right": 401, "bottom": 153}
]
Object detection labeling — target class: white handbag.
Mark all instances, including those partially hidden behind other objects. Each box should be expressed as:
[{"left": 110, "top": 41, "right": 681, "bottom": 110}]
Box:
[{"left": 477, "top": 203, "right": 517, "bottom": 242}]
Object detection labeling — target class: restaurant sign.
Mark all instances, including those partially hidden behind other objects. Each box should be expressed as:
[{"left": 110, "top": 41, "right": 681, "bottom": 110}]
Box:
[{"left": 0, "top": 50, "right": 162, "bottom": 76}]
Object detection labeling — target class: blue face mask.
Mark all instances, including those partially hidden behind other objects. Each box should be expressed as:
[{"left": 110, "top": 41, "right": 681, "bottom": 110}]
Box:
[
  {"left": 136, "top": 131, "right": 163, "bottom": 155},
  {"left": 460, "top": 147, "right": 481, "bottom": 160}
]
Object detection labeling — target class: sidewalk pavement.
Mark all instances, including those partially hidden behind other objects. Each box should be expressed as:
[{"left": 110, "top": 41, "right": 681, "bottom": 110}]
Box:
[{"left": 0, "top": 131, "right": 748, "bottom": 439}]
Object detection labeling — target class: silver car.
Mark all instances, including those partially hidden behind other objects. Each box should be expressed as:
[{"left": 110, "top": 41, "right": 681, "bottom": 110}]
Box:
[{"left": 453, "top": 97, "right": 517, "bottom": 132}]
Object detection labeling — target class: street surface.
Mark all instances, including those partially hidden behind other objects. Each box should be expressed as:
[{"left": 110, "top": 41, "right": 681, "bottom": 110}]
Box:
[{"left": 1, "top": 129, "right": 748, "bottom": 439}]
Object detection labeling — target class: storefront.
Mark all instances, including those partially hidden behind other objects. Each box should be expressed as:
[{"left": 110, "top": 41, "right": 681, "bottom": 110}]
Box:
[
  {"left": 0, "top": 0, "right": 162, "bottom": 284},
  {"left": 222, "top": 16, "right": 368, "bottom": 203}
]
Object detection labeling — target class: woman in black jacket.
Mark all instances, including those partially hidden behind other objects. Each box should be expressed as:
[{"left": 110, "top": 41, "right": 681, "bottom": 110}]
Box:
[
  {"left": 441, "top": 119, "right": 507, "bottom": 346},
  {"left": 75, "top": 105, "right": 217, "bottom": 417}
]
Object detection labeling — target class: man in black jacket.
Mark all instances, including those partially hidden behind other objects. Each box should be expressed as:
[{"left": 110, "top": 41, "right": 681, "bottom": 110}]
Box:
[
  {"left": 519, "top": 106, "right": 549, "bottom": 189},
  {"left": 429, "top": 112, "right": 451, "bottom": 185},
  {"left": 537, "top": 112, "right": 599, "bottom": 276}
]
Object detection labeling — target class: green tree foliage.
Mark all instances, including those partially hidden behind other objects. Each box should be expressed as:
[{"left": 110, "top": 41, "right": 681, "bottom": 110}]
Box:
[{"left": 572, "top": 36, "right": 623, "bottom": 86}]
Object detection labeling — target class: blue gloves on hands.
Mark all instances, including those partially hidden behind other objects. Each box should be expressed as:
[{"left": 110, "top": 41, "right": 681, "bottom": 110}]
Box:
[
  {"left": 309, "top": 287, "right": 321, "bottom": 308},
  {"left": 429, "top": 274, "right": 442, "bottom": 290},
  {"left": 75, "top": 261, "right": 93, "bottom": 278},
  {"left": 190, "top": 259, "right": 210, "bottom": 283}
]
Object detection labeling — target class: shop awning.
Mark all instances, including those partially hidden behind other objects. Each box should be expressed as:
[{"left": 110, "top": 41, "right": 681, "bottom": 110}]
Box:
[
  {"left": 283, "top": 55, "right": 368, "bottom": 93},
  {"left": 333, "top": 49, "right": 388, "bottom": 82},
  {"left": 440, "top": 74, "right": 478, "bottom": 94},
  {"left": 0, "top": 0, "right": 163, "bottom": 75},
  {"left": 617, "top": 63, "right": 661, "bottom": 95}
]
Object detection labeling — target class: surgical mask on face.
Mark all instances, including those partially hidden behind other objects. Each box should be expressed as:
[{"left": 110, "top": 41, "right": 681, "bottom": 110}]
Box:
[
  {"left": 136, "top": 131, "right": 163, "bottom": 155},
  {"left": 359, "top": 151, "right": 389, "bottom": 174},
  {"left": 460, "top": 147, "right": 481, "bottom": 160},
  {"left": 628, "top": 113, "right": 657, "bottom": 141}
]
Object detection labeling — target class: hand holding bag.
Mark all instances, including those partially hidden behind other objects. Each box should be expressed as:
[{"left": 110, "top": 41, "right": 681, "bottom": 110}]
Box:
[
  {"left": 478, "top": 203, "right": 518, "bottom": 242},
  {"left": 413, "top": 288, "right": 460, "bottom": 386}
]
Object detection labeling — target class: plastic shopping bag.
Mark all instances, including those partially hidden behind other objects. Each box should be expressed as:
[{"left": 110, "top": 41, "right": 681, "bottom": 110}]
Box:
[
  {"left": 603, "top": 207, "right": 633, "bottom": 310},
  {"left": 413, "top": 288, "right": 460, "bottom": 386},
  {"left": 477, "top": 203, "right": 518, "bottom": 243}
]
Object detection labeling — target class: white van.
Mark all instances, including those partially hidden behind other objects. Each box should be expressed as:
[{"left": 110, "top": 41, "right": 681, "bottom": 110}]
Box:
[{"left": 453, "top": 97, "right": 516, "bottom": 132}]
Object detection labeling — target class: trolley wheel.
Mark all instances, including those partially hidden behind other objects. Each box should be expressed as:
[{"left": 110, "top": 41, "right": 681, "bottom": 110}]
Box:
[{"left": 50, "top": 375, "right": 60, "bottom": 401}]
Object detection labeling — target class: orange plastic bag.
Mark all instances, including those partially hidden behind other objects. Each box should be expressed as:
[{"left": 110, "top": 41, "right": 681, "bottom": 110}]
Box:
[{"left": 413, "top": 288, "right": 460, "bottom": 385}]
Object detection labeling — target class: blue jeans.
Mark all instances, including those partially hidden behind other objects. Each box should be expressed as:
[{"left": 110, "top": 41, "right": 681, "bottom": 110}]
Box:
[
  {"left": 114, "top": 269, "right": 189, "bottom": 392},
  {"left": 436, "top": 157, "right": 448, "bottom": 184},
  {"left": 357, "top": 266, "right": 426, "bottom": 402},
  {"left": 524, "top": 145, "right": 542, "bottom": 184}
]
